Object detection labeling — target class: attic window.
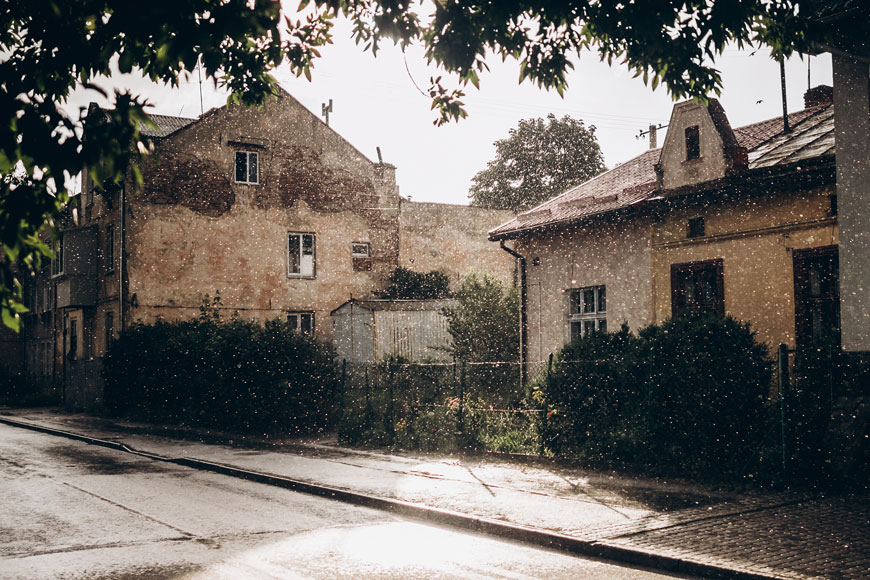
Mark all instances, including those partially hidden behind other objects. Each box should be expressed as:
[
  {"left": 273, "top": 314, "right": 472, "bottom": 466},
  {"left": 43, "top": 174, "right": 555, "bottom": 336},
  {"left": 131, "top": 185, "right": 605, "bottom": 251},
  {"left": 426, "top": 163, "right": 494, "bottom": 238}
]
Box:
[
  {"left": 685, "top": 125, "right": 700, "bottom": 160},
  {"left": 234, "top": 151, "right": 259, "bottom": 184},
  {"left": 687, "top": 217, "right": 705, "bottom": 238}
]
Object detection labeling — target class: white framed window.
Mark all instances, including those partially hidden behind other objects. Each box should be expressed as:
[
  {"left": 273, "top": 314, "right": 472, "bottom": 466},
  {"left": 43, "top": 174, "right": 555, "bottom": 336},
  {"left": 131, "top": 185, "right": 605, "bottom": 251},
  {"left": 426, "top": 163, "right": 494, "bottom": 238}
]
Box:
[
  {"left": 234, "top": 150, "right": 259, "bottom": 184},
  {"left": 351, "top": 242, "right": 370, "bottom": 258},
  {"left": 288, "top": 232, "right": 316, "bottom": 278},
  {"left": 568, "top": 285, "right": 607, "bottom": 342},
  {"left": 287, "top": 311, "right": 314, "bottom": 334}
]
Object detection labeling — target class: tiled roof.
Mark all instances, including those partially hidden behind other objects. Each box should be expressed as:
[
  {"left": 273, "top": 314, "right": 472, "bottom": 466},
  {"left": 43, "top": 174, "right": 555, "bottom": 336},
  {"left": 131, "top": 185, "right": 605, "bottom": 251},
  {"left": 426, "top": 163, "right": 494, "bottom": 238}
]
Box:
[
  {"left": 750, "top": 106, "right": 834, "bottom": 168},
  {"left": 733, "top": 105, "right": 827, "bottom": 150},
  {"left": 490, "top": 103, "right": 834, "bottom": 239},
  {"left": 139, "top": 113, "right": 197, "bottom": 138}
]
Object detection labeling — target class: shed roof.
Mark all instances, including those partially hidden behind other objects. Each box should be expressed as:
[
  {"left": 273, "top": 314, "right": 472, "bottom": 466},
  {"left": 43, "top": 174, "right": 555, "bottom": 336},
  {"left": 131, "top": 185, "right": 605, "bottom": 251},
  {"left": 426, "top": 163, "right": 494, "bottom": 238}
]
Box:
[{"left": 489, "top": 102, "right": 834, "bottom": 239}]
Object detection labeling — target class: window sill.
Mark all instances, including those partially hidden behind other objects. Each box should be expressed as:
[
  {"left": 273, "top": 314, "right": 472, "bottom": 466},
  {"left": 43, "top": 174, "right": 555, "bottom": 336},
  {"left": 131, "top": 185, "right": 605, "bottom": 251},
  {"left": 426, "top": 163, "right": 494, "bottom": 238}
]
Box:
[{"left": 287, "top": 275, "right": 316, "bottom": 280}]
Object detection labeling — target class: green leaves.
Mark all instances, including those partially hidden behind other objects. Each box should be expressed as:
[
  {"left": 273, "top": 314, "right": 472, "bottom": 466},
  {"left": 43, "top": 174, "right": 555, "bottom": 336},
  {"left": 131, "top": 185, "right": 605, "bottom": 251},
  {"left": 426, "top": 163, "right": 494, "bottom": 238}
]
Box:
[{"left": 469, "top": 114, "right": 605, "bottom": 212}]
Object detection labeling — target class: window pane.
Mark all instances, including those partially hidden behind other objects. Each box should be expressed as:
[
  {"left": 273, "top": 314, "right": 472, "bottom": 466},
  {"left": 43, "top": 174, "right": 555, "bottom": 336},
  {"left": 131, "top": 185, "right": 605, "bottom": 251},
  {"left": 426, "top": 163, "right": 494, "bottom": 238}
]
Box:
[
  {"left": 598, "top": 286, "right": 606, "bottom": 312},
  {"left": 288, "top": 235, "right": 300, "bottom": 273},
  {"left": 248, "top": 152, "right": 258, "bottom": 183},
  {"left": 685, "top": 125, "right": 700, "bottom": 160},
  {"left": 235, "top": 152, "right": 247, "bottom": 182},
  {"left": 301, "top": 234, "right": 315, "bottom": 276},
  {"left": 287, "top": 314, "right": 299, "bottom": 329},
  {"left": 302, "top": 234, "right": 314, "bottom": 255},
  {"left": 571, "top": 321, "right": 582, "bottom": 343},
  {"left": 582, "top": 320, "right": 595, "bottom": 337},
  {"left": 570, "top": 290, "right": 581, "bottom": 315},
  {"left": 583, "top": 289, "right": 595, "bottom": 313},
  {"left": 598, "top": 319, "right": 607, "bottom": 333},
  {"left": 300, "top": 313, "right": 312, "bottom": 333}
]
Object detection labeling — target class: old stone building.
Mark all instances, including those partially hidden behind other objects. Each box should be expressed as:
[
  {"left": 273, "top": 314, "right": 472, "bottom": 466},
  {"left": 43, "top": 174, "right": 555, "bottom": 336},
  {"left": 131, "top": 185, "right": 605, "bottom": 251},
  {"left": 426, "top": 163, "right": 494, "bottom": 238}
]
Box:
[
  {"left": 22, "top": 89, "right": 513, "bottom": 408},
  {"left": 490, "top": 88, "right": 840, "bottom": 366}
]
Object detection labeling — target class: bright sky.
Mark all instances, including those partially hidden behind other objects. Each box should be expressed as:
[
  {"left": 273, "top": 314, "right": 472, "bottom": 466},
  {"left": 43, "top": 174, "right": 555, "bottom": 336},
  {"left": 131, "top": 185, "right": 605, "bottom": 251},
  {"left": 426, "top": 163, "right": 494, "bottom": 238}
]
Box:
[{"left": 66, "top": 16, "right": 833, "bottom": 206}]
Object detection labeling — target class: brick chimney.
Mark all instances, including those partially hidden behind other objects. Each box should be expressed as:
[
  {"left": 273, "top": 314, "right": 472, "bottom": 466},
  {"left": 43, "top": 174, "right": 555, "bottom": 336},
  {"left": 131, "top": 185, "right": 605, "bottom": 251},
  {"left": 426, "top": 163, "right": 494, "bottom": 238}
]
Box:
[{"left": 804, "top": 85, "right": 833, "bottom": 108}]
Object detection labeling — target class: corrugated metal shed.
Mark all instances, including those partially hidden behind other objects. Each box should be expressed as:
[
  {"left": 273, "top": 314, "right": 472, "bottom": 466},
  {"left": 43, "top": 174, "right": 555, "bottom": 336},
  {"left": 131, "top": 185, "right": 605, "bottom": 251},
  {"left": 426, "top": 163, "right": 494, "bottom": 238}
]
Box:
[{"left": 331, "top": 299, "right": 455, "bottom": 363}]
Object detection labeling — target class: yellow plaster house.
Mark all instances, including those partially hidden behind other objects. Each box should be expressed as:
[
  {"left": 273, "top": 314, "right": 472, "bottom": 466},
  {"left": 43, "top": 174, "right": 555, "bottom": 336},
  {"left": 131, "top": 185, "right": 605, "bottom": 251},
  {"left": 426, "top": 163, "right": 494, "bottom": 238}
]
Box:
[{"left": 490, "top": 87, "right": 839, "bottom": 366}]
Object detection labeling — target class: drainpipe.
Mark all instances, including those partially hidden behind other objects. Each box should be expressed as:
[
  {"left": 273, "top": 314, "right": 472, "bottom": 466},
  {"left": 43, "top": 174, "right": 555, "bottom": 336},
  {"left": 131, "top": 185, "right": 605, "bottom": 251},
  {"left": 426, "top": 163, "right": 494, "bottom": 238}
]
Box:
[
  {"left": 118, "top": 182, "right": 126, "bottom": 332},
  {"left": 499, "top": 240, "right": 527, "bottom": 387}
]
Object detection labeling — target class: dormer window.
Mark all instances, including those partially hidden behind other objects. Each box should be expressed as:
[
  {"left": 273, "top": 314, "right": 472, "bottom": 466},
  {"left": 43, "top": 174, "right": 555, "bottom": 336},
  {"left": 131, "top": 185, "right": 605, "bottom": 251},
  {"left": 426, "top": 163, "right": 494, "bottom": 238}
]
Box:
[
  {"left": 685, "top": 126, "right": 700, "bottom": 160},
  {"left": 234, "top": 151, "right": 259, "bottom": 184}
]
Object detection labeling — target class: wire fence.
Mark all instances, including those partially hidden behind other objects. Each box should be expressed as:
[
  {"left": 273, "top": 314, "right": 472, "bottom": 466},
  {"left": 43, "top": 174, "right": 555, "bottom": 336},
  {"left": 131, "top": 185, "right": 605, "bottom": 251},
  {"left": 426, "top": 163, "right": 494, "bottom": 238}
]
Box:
[{"left": 337, "top": 358, "right": 549, "bottom": 454}]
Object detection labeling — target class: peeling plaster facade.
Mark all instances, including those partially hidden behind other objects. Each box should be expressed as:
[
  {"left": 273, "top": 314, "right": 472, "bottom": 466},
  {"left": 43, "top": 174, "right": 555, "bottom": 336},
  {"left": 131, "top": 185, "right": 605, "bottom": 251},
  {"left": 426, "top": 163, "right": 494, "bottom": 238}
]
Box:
[{"left": 21, "top": 91, "right": 512, "bottom": 409}]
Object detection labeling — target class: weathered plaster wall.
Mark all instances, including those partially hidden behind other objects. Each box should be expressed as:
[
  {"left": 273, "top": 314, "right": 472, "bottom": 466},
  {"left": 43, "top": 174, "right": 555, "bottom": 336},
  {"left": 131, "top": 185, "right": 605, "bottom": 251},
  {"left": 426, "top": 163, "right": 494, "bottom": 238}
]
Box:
[
  {"left": 128, "top": 93, "right": 400, "bottom": 343},
  {"left": 517, "top": 214, "right": 653, "bottom": 363},
  {"left": 651, "top": 184, "right": 838, "bottom": 349},
  {"left": 399, "top": 200, "right": 515, "bottom": 287},
  {"left": 659, "top": 102, "right": 729, "bottom": 191}
]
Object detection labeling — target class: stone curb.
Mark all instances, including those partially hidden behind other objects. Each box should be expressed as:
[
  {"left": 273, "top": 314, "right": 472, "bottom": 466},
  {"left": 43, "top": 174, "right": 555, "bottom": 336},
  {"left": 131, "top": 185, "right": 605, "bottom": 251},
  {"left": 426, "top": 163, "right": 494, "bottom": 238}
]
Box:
[{"left": 0, "top": 415, "right": 781, "bottom": 580}]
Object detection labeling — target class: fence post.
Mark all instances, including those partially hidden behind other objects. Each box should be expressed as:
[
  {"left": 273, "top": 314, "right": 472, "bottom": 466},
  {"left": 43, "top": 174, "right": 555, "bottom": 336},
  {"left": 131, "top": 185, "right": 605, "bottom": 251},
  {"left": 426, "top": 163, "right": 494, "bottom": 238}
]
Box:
[
  {"left": 541, "top": 352, "right": 553, "bottom": 456},
  {"left": 457, "top": 360, "right": 466, "bottom": 444},
  {"left": 386, "top": 357, "right": 396, "bottom": 446},
  {"left": 339, "top": 358, "right": 347, "bottom": 423},
  {"left": 364, "top": 365, "right": 372, "bottom": 425},
  {"left": 778, "top": 343, "right": 790, "bottom": 473}
]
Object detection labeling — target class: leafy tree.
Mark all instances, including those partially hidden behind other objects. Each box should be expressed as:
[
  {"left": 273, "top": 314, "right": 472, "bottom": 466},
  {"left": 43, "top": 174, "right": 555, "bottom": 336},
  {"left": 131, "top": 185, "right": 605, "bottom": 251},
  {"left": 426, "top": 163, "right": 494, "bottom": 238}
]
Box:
[
  {"left": 2, "top": 0, "right": 826, "bottom": 329},
  {"left": 469, "top": 114, "right": 605, "bottom": 212},
  {"left": 443, "top": 273, "right": 518, "bottom": 363},
  {"left": 382, "top": 267, "right": 450, "bottom": 299}
]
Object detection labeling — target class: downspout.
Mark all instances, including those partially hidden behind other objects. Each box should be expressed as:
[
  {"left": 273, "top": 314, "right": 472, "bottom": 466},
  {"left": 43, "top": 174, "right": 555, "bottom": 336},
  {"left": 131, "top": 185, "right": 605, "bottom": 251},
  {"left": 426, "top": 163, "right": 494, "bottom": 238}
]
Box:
[
  {"left": 118, "top": 182, "right": 126, "bottom": 332},
  {"left": 499, "top": 240, "right": 527, "bottom": 387}
]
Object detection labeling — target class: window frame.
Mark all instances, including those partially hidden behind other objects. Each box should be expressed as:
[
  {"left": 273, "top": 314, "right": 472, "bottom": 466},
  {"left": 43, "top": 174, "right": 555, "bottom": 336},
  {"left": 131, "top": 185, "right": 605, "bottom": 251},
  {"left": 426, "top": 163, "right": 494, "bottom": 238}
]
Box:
[
  {"left": 105, "top": 224, "right": 115, "bottom": 273},
  {"left": 286, "top": 311, "right": 315, "bottom": 334},
  {"left": 234, "top": 150, "right": 259, "bottom": 185},
  {"left": 287, "top": 232, "right": 316, "bottom": 278},
  {"left": 685, "top": 125, "right": 701, "bottom": 161},
  {"left": 670, "top": 258, "right": 724, "bottom": 317},
  {"left": 568, "top": 285, "right": 607, "bottom": 341},
  {"left": 51, "top": 235, "right": 64, "bottom": 277}
]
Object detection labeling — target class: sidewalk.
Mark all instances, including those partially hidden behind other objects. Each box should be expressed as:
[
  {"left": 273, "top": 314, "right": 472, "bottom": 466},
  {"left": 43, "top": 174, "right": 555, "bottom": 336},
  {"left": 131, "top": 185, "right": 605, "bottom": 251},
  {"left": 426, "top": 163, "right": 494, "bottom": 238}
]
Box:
[{"left": 2, "top": 408, "right": 867, "bottom": 580}]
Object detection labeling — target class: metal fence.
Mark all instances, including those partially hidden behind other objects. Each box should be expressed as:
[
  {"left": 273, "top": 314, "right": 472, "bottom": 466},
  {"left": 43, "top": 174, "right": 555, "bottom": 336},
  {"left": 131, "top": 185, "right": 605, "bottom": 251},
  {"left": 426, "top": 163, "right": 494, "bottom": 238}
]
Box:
[{"left": 338, "top": 358, "right": 549, "bottom": 454}]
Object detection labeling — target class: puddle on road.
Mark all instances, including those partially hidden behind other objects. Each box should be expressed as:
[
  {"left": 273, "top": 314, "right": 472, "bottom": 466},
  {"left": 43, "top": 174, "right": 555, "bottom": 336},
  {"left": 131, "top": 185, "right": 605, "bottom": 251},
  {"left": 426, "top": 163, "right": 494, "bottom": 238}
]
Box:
[{"left": 42, "top": 444, "right": 174, "bottom": 476}]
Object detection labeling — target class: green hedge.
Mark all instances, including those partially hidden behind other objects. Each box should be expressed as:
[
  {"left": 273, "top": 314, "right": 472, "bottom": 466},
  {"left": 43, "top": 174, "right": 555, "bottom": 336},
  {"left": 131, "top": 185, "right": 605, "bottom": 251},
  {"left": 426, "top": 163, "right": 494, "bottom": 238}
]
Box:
[
  {"left": 103, "top": 315, "right": 339, "bottom": 435},
  {"left": 538, "top": 314, "right": 773, "bottom": 477}
]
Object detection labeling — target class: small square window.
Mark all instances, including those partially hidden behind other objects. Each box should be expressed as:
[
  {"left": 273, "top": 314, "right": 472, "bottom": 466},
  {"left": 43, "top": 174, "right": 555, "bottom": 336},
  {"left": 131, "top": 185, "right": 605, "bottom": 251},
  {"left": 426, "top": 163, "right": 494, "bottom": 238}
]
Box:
[
  {"left": 234, "top": 151, "right": 259, "bottom": 184},
  {"left": 688, "top": 217, "right": 705, "bottom": 238},
  {"left": 352, "top": 242, "right": 370, "bottom": 258},
  {"left": 685, "top": 125, "right": 700, "bottom": 160},
  {"left": 287, "top": 312, "right": 314, "bottom": 334}
]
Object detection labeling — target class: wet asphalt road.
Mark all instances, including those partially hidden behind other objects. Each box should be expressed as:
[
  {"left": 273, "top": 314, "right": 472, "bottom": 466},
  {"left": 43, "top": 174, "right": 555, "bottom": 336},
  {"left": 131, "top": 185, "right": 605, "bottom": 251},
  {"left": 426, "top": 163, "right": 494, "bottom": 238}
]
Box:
[{"left": 0, "top": 423, "right": 692, "bottom": 580}]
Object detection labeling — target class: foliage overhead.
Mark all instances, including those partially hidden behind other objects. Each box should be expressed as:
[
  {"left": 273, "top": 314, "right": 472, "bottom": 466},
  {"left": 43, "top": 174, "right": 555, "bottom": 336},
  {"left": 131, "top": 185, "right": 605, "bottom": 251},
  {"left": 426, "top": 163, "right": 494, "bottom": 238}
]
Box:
[
  {"left": 443, "top": 273, "right": 519, "bottom": 363},
  {"left": 2, "top": 0, "right": 825, "bottom": 329},
  {"left": 382, "top": 267, "right": 451, "bottom": 299},
  {"left": 469, "top": 114, "right": 606, "bottom": 212}
]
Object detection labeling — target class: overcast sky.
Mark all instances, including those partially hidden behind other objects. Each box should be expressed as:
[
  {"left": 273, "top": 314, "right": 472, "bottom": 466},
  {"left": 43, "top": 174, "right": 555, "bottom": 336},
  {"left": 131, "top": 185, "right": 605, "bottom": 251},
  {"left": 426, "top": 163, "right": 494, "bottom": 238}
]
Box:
[{"left": 66, "top": 16, "right": 833, "bottom": 206}]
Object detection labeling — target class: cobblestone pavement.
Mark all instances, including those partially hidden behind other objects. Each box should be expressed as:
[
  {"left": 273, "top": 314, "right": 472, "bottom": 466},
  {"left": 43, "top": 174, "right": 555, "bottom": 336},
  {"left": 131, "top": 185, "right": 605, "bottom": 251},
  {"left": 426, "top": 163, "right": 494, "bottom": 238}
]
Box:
[{"left": 3, "top": 408, "right": 868, "bottom": 580}]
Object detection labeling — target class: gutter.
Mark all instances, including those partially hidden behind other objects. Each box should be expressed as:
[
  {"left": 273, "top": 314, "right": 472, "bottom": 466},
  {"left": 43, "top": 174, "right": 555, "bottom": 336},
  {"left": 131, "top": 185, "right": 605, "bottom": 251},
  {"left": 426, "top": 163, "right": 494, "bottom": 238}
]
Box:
[{"left": 499, "top": 241, "right": 527, "bottom": 386}]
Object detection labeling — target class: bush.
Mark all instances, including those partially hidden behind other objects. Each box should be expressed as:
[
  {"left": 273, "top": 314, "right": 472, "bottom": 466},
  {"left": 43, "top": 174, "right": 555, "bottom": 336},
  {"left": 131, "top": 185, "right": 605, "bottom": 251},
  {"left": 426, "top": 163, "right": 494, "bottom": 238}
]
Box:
[
  {"left": 0, "top": 369, "right": 60, "bottom": 407},
  {"left": 103, "top": 309, "right": 339, "bottom": 435},
  {"left": 538, "top": 313, "right": 773, "bottom": 477}
]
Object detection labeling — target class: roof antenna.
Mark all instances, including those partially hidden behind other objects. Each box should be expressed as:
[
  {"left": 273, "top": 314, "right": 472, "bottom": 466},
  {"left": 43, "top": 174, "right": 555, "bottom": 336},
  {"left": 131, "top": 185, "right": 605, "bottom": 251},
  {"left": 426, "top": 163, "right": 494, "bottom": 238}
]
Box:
[
  {"left": 779, "top": 57, "right": 790, "bottom": 133},
  {"left": 321, "top": 99, "right": 333, "bottom": 126},
  {"left": 197, "top": 56, "right": 204, "bottom": 117}
]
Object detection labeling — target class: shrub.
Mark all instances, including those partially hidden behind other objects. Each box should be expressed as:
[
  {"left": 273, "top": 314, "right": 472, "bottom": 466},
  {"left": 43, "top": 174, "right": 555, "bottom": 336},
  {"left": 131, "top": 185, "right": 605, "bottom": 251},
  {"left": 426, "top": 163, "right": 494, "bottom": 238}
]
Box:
[
  {"left": 538, "top": 313, "right": 773, "bottom": 477},
  {"left": 103, "top": 311, "right": 339, "bottom": 435}
]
